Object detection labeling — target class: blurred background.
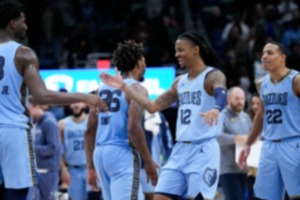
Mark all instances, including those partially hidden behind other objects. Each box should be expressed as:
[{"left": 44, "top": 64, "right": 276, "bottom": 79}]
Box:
[{"left": 19, "top": 0, "right": 300, "bottom": 134}]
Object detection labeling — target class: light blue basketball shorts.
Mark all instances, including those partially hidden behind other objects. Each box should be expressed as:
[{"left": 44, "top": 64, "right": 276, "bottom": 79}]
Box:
[
  {"left": 155, "top": 138, "right": 220, "bottom": 199},
  {"left": 140, "top": 168, "right": 155, "bottom": 193},
  {"left": 67, "top": 166, "right": 89, "bottom": 200},
  {"left": 254, "top": 137, "right": 300, "bottom": 200},
  {"left": 93, "top": 145, "right": 144, "bottom": 200},
  {"left": 0, "top": 127, "right": 37, "bottom": 189}
]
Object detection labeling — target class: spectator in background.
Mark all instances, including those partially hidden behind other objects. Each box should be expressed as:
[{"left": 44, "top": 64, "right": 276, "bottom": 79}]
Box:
[
  {"left": 277, "top": 0, "right": 298, "bottom": 25},
  {"left": 222, "top": 14, "right": 250, "bottom": 41},
  {"left": 282, "top": 9, "right": 300, "bottom": 53},
  {"left": 28, "top": 96, "right": 61, "bottom": 200},
  {"left": 286, "top": 42, "right": 300, "bottom": 71},
  {"left": 248, "top": 94, "right": 261, "bottom": 121},
  {"left": 39, "top": 1, "right": 64, "bottom": 69},
  {"left": 248, "top": 25, "right": 268, "bottom": 59},
  {"left": 217, "top": 87, "right": 252, "bottom": 200},
  {"left": 141, "top": 111, "right": 173, "bottom": 200},
  {"left": 258, "top": 5, "right": 282, "bottom": 41},
  {"left": 205, "top": 6, "right": 227, "bottom": 58},
  {"left": 246, "top": 3, "right": 265, "bottom": 27}
]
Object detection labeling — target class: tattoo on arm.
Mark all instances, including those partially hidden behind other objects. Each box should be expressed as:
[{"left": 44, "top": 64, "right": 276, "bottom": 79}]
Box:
[
  {"left": 125, "top": 87, "right": 152, "bottom": 110},
  {"left": 124, "top": 79, "right": 178, "bottom": 112},
  {"left": 205, "top": 70, "right": 227, "bottom": 93},
  {"left": 153, "top": 77, "right": 179, "bottom": 110}
]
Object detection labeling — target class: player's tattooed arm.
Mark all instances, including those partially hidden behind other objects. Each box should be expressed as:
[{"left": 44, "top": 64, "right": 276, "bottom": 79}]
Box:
[
  {"left": 246, "top": 79, "right": 264, "bottom": 146},
  {"left": 84, "top": 108, "right": 98, "bottom": 169},
  {"left": 123, "top": 76, "right": 180, "bottom": 113},
  {"left": 204, "top": 69, "right": 227, "bottom": 95},
  {"left": 292, "top": 74, "right": 300, "bottom": 97},
  {"left": 153, "top": 76, "right": 180, "bottom": 110},
  {"left": 128, "top": 83, "right": 159, "bottom": 186}
]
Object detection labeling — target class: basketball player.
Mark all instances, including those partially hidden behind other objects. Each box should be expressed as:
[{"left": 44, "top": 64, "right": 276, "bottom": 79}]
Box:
[
  {"left": 140, "top": 111, "right": 173, "bottom": 200},
  {"left": 100, "top": 32, "right": 227, "bottom": 200},
  {"left": 59, "top": 102, "right": 90, "bottom": 200},
  {"left": 85, "top": 40, "right": 158, "bottom": 200},
  {"left": 0, "top": 1, "right": 107, "bottom": 199},
  {"left": 239, "top": 41, "right": 300, "bottom": 200}
]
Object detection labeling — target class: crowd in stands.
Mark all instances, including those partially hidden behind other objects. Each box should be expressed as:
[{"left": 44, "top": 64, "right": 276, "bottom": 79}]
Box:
[{"left": 21, "top": 0, "right": 300, "bottom": 98}]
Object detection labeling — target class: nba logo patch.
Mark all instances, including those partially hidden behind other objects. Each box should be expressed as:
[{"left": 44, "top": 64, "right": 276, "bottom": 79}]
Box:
[{"left": 203, "top": 168, "right": 217, "bottom": 187}]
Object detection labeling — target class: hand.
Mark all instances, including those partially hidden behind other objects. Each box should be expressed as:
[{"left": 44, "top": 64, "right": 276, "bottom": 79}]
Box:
[
  {"left": 144, "top": 160, "right": 159, "bottom": 186},
  {"left": 61, "top": 167, "right": 71, "bottom": 186},
  {"left": 85, "top": 94, "right": 108, "bottom": 113},
  {"left": 199, "top": 108, "right": 220, "bottom": 126},
  {"left": 234, "top": 135, "right": 248, "bottom": 145},
  {"left": 87, "top": 168, "right": 100, "bottom": 192},
  {"left": 238, "top": 145, "right": 251, "bottom": 170},
  {"left": 99, "top": 67, "right": 126, "bottom": 90}
]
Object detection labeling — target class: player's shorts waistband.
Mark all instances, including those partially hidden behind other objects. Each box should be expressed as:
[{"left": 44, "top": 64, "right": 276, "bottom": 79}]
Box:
[
  {"left": 68, "top": 164, "right": 86, "bottom": 169},
  {"left": 177, "top": 137, "right": 215, "bottom": 144},
  {"left": 262, "top": 136, "right": 300, "bottom": 143}
]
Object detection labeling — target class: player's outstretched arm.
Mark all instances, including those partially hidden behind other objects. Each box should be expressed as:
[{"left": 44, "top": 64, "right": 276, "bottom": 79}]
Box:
[
  {"left": 127, "top": 83, "right": 159, "bottom": 186},
  {"left": 100, "top": 67, "right": 179, "bottom": 113},
  {"left": 84, "top": 108, "right": 100, "bottom": 191},
  {"left": 84, "top": 109, "right": 98, "bottom": 170},
  {"left": 238, "top": 81, "right": 264, "bottom": 169},
  {"left": 17, "top": 47, "right": 107, "bottom": 110}
]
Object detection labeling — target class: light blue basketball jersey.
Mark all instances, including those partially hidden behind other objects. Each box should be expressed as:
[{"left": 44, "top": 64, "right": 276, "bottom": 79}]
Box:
[
  {"left": 96, "top": 78, "right": 137, "bottom": 146},
  {"left": 63, "top": 116, "right": 88, "bottom": 166},
  {"left": 260, "top": 70, "right": 300, "bottom": 140},
  {"left": 176, "top": 67, "right": 224, "bottom": 141},
  {"left": 0, "top": 41, "right": 30, "bottom": 129}
]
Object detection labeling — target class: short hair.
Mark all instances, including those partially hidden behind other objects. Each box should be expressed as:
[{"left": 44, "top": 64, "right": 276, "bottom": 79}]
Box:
[
  {"left": 111, "top": 40, "right": 144, "bottom": 73},
  {"left": 266, "top": 41, "right": 287, "bottom": 55},
  {"left": 0, "top": 0, "right": 24, "bottom": 29},
  {"left": 177, "top": 32, "right": 223, "bottom": 68},
  {"left": 227, "top": 86, "right": 244, "bottom": 97},
  {"left": 28, "top": 96, "right": 49, "bottom": 110}
]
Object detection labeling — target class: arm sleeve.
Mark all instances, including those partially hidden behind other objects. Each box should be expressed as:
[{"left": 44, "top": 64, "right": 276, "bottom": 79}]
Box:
[{"left": 213, "top": 87, "right": 227, "bottom": 111}]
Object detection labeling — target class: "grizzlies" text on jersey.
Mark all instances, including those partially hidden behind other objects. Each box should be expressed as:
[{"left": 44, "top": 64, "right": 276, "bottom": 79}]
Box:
[{"left": 178, "top": 91, "right": 201, "bottom": 105}]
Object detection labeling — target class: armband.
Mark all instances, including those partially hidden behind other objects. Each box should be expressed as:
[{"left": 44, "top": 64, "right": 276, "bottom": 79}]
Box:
[{"left": 213, "top": 87, "right": 227, "bottom": 111}]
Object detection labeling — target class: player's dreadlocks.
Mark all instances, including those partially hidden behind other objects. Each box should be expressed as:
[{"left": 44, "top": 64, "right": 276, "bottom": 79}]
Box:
[{"left": 178, "top": 32, "right": 223, "bottom": 68}]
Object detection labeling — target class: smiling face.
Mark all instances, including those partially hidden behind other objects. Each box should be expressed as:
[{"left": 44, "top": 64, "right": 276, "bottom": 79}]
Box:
[
  {"left": 175, "top": 38, "right": 199, "bottom": 69},
  {"left": 261, "top": 43, "right": 286, "bottom": 72}
]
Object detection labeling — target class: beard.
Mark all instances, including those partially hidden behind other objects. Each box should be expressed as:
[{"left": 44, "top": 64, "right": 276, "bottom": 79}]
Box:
[
  {"left": 230, "top": 103, "right": 244, "bottom": 113},
  {"left": 72, "top": 108, "right": 85, "bottom": 118}
]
